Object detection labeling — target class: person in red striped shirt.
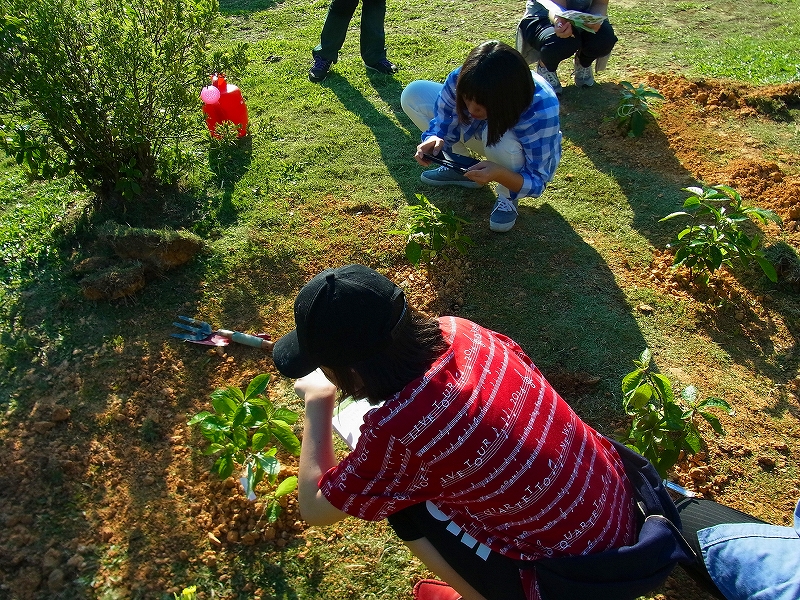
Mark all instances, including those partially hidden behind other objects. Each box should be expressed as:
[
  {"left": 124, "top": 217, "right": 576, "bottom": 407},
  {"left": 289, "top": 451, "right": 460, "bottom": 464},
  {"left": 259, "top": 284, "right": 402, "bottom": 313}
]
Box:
[{"left": 272, "top": 264, "right": 637, "bottom": 600}]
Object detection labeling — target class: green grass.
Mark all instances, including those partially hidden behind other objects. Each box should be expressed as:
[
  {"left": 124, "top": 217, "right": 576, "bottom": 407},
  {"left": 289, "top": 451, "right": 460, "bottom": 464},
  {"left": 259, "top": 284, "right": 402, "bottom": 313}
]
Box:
[{"left": 1, "top": 1, "right": 800, "bottom": 598}]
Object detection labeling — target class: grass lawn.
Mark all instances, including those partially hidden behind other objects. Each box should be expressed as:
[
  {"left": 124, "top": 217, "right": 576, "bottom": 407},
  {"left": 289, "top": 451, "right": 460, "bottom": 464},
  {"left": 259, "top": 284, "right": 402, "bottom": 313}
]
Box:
[{"left": 1, "top": 0, "right": 799, "bottom": 598}]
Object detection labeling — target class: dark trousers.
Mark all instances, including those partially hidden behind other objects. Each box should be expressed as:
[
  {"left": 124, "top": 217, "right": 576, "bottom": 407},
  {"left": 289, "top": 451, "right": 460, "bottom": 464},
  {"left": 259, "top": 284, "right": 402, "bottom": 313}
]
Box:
[
  {"left": 519, "top": 16, "right": 618, "bottom": 71},
  {"left": 313, "top": 0, "right": 387, "bottom": 64},
  {"left": 387, "top": 502, "right": 527, "bottom": 600}
]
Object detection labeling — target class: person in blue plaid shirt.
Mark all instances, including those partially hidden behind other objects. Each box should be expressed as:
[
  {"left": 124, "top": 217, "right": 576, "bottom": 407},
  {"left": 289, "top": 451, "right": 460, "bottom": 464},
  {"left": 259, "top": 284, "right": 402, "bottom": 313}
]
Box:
[{"left": 401, "top": 41, "right": 562, "bottom": 233}]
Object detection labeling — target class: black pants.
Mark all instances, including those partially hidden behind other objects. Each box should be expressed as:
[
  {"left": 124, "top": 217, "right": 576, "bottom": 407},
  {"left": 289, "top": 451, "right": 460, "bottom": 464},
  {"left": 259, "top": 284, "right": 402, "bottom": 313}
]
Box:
[
  {"left": 519, "top": 16, "right": 618, "bottom": 72},
  {"left": 388, "top": 501, "right": 527, "bottom": 600}
]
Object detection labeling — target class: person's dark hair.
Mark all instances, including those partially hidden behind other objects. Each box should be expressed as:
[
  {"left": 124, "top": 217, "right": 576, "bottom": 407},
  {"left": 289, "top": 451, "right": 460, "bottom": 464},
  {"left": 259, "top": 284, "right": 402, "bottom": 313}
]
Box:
[
  {"left": 456, "top": 40, "right": 534, "bottom": 146},
  {"left": 324, "top": 310, "right": 447, "bottom": 404}
]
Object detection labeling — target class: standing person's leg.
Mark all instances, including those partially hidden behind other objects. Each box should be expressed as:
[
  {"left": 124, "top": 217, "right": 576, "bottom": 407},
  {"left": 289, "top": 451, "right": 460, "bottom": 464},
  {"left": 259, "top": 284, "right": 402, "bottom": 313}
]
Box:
[
  {"left": 309, "top": 0, "right": 359, "bottom": 82},
  {"left": 388, "top": 502, "right": 527, "bottom": 600},
  {"left": 359, "top": 0, "right": 396, "bottom": 72},
  {"left": 314, "top": 0, "right": 359, "bottom": 61}
]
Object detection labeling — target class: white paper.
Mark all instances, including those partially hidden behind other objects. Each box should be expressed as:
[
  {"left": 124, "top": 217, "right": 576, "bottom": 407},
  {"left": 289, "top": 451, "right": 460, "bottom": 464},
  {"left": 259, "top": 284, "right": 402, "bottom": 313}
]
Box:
[{"left": 332, "top": 397, "right": 381, "bottom": 451}]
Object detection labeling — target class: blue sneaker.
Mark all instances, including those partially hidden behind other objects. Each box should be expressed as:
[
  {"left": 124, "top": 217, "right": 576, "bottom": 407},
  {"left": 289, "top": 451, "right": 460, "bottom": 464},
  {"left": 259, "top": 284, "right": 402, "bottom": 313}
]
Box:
[
  {"left": 489, "top": 196, "right": 519, "bottom": 232},
  {"left": 365, "top": 58, "right": 398, "bottom": 75},
  {"left": 420, "top": 166, "right": 481, "bottom": 189},
  {"left": 309, "top": 56, "right": 334, "bottom": 83}
]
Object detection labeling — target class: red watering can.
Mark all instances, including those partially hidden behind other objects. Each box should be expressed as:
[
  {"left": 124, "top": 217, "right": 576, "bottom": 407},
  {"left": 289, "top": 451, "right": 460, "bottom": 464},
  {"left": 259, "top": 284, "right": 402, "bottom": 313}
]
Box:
[{"left": 200, "top": 73, "right": 248, "bottom": 138}]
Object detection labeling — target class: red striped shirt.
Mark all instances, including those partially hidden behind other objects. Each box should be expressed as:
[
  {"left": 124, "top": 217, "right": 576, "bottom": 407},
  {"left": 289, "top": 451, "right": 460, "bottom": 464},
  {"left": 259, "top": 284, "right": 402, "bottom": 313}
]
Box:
[{"left": 320, "top": 316, "right": 636, "bottom": 598}]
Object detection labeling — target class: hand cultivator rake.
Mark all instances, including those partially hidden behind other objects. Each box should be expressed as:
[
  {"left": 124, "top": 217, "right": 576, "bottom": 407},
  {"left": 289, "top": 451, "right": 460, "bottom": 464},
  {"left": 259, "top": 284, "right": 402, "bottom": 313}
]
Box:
[{"left": 171, "top": 316, "right": 271, "bottom": 349}]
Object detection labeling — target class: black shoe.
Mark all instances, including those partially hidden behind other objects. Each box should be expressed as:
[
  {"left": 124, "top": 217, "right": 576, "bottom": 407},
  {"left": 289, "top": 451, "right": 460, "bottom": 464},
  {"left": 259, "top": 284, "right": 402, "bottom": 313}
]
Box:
[
  {"left": 309, "top": 56, "right": 334, "bottom": 83},
  {"left": 365, "top": 58, "right": 398, "bottom": 75}
]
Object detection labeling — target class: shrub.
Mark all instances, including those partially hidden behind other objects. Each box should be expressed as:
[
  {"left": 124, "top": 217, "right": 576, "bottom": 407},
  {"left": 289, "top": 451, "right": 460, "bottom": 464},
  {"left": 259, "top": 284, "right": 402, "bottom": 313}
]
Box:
[
  {"left": 188, "top": 374, "right": 300, "bottom": 522},
  {"left": 0, "top": 1, "right": 247, "bottom": 201},
  {"left": 390, "top": 194, "right": 472, "bottom": 267},
  {"left": 660, "top": 184, "right": 782, "bottom": 283},
  {"left": 616, "top": 81, "right": 664, "bottom": 137},
  {"left": 620, "top": 348, "right": 731, "bottom": 478}
]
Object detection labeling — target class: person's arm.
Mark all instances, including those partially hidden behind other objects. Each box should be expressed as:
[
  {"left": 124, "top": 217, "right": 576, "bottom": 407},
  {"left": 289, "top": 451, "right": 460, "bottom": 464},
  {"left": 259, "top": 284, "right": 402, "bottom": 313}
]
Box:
[
  {"left": 589, "top": 0, "right": 609, "bottom": 16},
  {"left": 295, "top": 370, "right": 349, "bottom": 526},
  {"left": 463, "top": 162, "right": 524, "bottom": 193},
  {"left": 586, "top": 0, "right": 609, "bottom": 31}
]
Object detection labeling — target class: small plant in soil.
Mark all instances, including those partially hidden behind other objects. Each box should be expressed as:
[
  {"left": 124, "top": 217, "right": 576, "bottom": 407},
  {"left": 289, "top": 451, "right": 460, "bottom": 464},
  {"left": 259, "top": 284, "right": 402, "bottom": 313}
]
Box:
[
  {"left": 390, "top": 193, "right": 472, "bottom": 267},
  {"left": 620, "top": 348, "right": 731, "bottom": 478},
  {"left": 616, "top": 81, "right": 665, "bottom": 137},
  {"left": 188, "top": 373, "right": 300, "bottom": 522},
  {"left": 660, "top": 184, "right": 782, "bottom": 284}
]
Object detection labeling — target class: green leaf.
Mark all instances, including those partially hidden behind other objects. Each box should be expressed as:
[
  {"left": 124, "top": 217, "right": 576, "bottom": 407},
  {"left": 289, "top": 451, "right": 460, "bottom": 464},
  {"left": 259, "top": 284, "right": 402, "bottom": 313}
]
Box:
[
  {"left": 621, "top": 369, "right": 644, "bottom": 395},
  {"left": 700, "top": 412, "right": 726, "bottom": 435},
  {"left": 681, "top": 385, "right": 698, "bottom": 404},
  {"left": 698, "top": 397, "right": 731, "bottom": 411},
  {"left": 756, "top": 256, "right": 778, "bottom": 282},
  {"left": 664, "top": 402, "right": 686, "bottom": 430},
  {"left": 255, "top": 453, "right": 280, "bottom": 479},
  {"left": 406, "top": 240, "right": 422, "bottom": 266},
  {"left": 683, "top": 429, "right": 702, "bottom": 453},
  {"left": 210, "top": 388, "right": 239, "bottom": 416},
  {"left": 232, "top": 404, "right": 248, "bottom": 428},
  {"left": 274, "top": 475, "right": 298, "bottom": 497},
  {"left": 252, "top": 432, "right": 268, "bottom": 452},
  {"left": 215, "top": 455, "right": 234, "bottom": 479},
  {"left": 271, "top": 420, "right": 301, "bottom": 456},
  {"left": 266, "top": 499, "right": 282, "bottom": 523},
  {"left": 245, "top": 373, "right": 270, "bottom": 400},
  {"left": 651, "top": 374, "right": 674, "bottom": 404},
  {"left": 628, "top": 385, "right": 653, "bottom": 410},
  {"left": 232, "top": 426, "right": 248, "bottom": 449},
  {"left": 660, "top": 211, "right": 690, "bottom": 222},
  {"left": 187, "top": 411, "right": 212, "bottom": 425},
  {"left": 274, "top": 407, "right": 299, "bottom": 425}
]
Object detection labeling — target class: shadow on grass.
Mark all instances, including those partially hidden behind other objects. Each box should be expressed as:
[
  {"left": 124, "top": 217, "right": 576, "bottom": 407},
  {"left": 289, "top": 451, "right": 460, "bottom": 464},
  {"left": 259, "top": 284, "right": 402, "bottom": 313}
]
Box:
[
  {"left": 208, "top": 134, "right": 254, "bottom": 226},
  {"left": 559, "top": 81, "right": 800, "bottom": 388},
  {"left": 220, "top": 0, "right": 279, "bottom": 13},
  {"left": 321, "top": 72, "right": 428, "bottom": 205},
  {"left": 559, "top": 81, "right": 696, "bottom": 249}
]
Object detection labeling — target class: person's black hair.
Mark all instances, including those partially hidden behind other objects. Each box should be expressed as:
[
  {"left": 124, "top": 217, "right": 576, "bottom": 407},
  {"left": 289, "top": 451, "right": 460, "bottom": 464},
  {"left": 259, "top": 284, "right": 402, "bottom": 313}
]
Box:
[
  {"left": 323, "top": 310, "right": 448, "bottom": 404},
  {"left": 456, "top": 40, "right": 535, "bottom": 146}
]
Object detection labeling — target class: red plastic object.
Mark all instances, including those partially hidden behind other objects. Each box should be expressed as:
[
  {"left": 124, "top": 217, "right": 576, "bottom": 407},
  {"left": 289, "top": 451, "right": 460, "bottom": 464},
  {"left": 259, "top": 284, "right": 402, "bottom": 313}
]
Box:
[{"left": 201, "top": 73, "right": 248, "bottom": 138}]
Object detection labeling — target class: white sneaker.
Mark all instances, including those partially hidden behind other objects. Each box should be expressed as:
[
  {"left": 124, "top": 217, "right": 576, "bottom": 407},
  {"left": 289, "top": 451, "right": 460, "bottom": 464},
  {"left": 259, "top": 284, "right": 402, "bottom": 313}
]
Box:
[
  {"left": 574, "top": 55, "right": 595, "bottom": 87},
  {"left": 536, "top": 63, "right": 562, "bottom": 94}
]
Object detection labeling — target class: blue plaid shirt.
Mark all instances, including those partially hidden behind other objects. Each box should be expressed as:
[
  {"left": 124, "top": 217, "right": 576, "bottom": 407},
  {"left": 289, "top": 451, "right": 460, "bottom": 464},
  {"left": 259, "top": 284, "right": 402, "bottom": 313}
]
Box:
[{"left": 421, "top": 67, "right": 562, "bottom": 200}]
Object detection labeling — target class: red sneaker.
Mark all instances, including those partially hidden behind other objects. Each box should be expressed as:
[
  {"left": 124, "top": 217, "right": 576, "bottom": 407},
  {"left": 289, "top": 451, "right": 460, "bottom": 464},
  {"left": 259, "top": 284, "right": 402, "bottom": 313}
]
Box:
[{"left": 412, "top": 579, "right": 461, "bottom": 600}]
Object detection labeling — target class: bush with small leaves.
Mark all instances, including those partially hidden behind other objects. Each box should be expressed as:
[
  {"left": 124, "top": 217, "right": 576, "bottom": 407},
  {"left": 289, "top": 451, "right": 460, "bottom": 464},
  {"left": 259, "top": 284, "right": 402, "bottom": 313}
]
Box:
[
  {"left": 660, "top": 184, "right": 782, "bottom": 283},
  {"left": 620, "top": 348, "right": 731, "bottom": 478},
  {"left": 390, "top": 194, "right": 472, "bottom": 267}
]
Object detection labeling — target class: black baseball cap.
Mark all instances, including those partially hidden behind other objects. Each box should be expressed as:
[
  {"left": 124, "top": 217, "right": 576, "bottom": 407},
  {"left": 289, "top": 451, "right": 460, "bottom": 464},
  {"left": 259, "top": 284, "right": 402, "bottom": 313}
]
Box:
[{"left": 272, "top": 265, "right": 408, "bottom": 379}]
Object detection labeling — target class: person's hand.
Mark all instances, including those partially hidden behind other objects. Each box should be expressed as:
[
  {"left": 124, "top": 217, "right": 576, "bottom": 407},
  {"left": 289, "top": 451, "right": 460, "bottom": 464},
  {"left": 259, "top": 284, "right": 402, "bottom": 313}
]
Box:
[
  {"left": 463, "top": 160, "right": 504, "bottom": 185},
  {"left": 294, "top": 368, "right": 337, "bottom": 404},
  {"left": 553, "top": 18, "right": 574, "bottom": 38},
  {"left": 586, "top": 21, "right": 602, "bottom": 33},
  {"left": 415, "top": 136, "right": 444, "bottom": 166}
]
